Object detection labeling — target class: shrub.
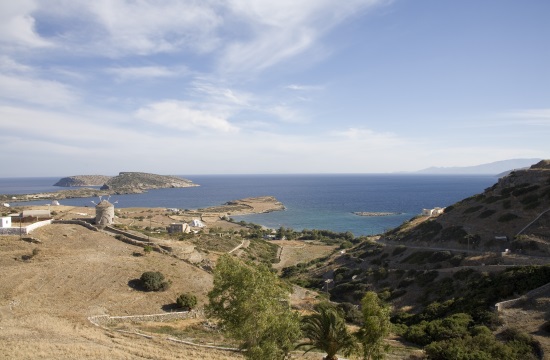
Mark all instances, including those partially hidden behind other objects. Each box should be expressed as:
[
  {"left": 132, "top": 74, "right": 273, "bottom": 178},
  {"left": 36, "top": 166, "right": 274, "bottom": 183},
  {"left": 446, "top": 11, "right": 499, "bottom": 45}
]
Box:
[
  {"left": 176, "top": 293, "right": 198, "bottom": 310},
  {"left": 463, "top": 205, "right": 483, "bottom": 214},
  {"left": 478, "top": 209, "right": 496, "bottom": 219},
  {"left": 392, "top": 245, "right": 407, "bottom": 256},
  {"left": 498, "top": 213, "right": 520, "bottom": 222},
  {"left": 140, "top": 271, "right": 170, "bottom": 291},
  {"left": 416, "top": 270, "right": 439, "bottom": 287}
]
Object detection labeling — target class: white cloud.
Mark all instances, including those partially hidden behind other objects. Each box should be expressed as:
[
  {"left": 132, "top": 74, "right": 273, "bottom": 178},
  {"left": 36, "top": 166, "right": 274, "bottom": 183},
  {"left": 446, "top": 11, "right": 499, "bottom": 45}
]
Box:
[
  {"left": 332, "top": 127, "right": 403, "bottom": 147},
  {"left": 0, "top": 74, "right": 77, "bottom": 107},
  {"left": 135, "top": 100, "right": 239, "bottom": 133},
  {"left": 502, "top": 109, "right": 550, "bottom": 126},
  {"left": 268, "top": 105, "right": 307, "bottom": 124},
  {"left": 191, "top": 81, "right": 253, "bottom": 107},
  {"left": 286, "top": 84, "right": 324, "bottom": 91},
  {"left": 219, "top": 0, "right": 390, "bottom": 73},
  {"left": 0, "top": 56, "right": 33, "bottom": 73},
  {"left": 107, "top": 65, "right": 188, "bottom": 81},
  {"left": 0, "top": 0, "right": 52, "bottom": 48}
]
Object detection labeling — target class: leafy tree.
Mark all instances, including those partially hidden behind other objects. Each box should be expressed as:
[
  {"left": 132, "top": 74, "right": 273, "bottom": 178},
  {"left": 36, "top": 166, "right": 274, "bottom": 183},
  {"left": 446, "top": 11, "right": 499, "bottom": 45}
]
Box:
[
  {"left": 298, "top": 302, "right": 357, "bottom": 360},
  {"left": 206, "top": 254, "right": 301, "bottom": 360},
  {"left": 176, "top": 293, "right": 197, "bottom": 310},
  {"left": 357, "top": 292, "right": 391, "bottom": 360},
  {"left": 140, "top": 271, "right": 170, "bottom": 291}
]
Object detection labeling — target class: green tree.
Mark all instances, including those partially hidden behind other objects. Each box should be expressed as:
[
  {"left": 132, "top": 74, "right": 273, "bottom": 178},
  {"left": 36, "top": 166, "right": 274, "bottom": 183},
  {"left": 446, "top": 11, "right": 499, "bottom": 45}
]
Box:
[
  {"left": 356, "top": 292, "right": 391, "bottom": 360},
  {"left": 140, "top": 271, "right": 170, "bottom": 291},
  {"left": 176, "top": 293, "right": 197, "bottom": 310},
  {"left": 206, "top": 254, "right": 301, "bottom": 360},
  {"left": 298, "top": 302, "right": 357, "bottom": 360}
]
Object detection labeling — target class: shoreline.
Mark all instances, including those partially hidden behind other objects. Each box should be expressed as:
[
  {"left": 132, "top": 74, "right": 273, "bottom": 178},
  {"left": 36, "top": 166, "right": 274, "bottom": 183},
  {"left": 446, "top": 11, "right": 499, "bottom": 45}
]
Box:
[{"left": 353, "top": 211, "right": 402, "bottom": 217}]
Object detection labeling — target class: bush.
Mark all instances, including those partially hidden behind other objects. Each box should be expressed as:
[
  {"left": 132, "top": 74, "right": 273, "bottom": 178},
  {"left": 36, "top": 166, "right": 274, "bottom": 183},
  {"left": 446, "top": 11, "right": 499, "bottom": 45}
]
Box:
[
  {"left": 392, "top": 245, "right": 407, "bottom": 256},
  {"left": 478, "top": 209, "right": 496, "bottom": 219},
  {"left": 140, "top": 271, "right": 170, "bottom": 291},
  {"left": 498, "top": 213, "right": 520, "bottom": 222},
  {"left": 176, "top": 293, "right": 198, "bottom": 310}
]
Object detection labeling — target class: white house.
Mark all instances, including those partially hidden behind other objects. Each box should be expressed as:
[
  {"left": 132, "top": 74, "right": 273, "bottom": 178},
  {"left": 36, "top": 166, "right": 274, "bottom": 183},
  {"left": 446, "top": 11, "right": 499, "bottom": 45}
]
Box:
[
  {"left": 191, "top": 219, "right": 205, "bottom": 228},
  {"left": 0, "top": 217, "right": 11, "bottom": 228},
  {"left": 421, "top": 207, "right": 445, "bottom": 217}
]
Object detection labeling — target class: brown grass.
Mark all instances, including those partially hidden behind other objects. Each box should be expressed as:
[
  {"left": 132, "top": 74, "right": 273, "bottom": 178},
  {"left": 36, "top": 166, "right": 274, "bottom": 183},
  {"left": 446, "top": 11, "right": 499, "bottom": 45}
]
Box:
[{"left": 272, "top": 240, "right": 337, "bottom": 272}]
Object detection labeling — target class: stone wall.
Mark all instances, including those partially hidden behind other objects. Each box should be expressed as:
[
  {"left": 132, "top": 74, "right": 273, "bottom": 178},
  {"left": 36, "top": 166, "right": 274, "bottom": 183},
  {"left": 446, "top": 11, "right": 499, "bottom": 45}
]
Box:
[
  {"left": 89, "top": 310, "right": 204, "bottom": 327},
  {"left": 495, "top": 281, "right": 550, "bottom": 311},
  {"left": 53, "top": 219, "right": 98, "bottom": 231}
]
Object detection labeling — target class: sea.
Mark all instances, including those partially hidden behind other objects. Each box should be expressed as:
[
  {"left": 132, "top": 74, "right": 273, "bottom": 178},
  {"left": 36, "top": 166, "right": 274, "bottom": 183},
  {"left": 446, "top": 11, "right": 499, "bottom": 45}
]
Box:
[{"left": 0, "top": 174, "right": 497, "bottom": 236}]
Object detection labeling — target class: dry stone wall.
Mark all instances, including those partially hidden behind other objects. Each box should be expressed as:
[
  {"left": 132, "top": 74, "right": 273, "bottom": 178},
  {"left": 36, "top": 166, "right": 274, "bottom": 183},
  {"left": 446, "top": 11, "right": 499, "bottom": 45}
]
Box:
[
  {"left": 495, "top": 282, "right": 550, "bottom": 311},
  {"left": 89, "top": 310, "right": 204, "bottom": 327}
]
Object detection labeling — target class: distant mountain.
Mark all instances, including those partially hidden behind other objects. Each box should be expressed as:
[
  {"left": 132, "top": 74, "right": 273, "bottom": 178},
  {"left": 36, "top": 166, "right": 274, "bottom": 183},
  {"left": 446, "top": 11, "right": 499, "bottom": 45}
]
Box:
[{"left": 415, "top": 158, "right": 542, "bottom": 175}]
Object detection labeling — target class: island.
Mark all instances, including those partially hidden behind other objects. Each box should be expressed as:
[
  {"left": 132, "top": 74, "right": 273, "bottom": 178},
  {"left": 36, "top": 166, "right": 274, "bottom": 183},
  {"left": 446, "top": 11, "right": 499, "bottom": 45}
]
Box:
[
  {"left": 54, "top": 175, "right": 112, "bottom": 187},
  {"left": 1, "top": 172, "right": 198, "bottom": 203}
]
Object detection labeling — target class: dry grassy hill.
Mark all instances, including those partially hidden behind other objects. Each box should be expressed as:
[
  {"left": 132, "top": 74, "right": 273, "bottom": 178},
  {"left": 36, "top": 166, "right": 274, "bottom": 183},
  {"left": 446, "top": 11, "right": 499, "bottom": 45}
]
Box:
[{"left": 0, "top": 223, "right": 226, "bottom": 359}]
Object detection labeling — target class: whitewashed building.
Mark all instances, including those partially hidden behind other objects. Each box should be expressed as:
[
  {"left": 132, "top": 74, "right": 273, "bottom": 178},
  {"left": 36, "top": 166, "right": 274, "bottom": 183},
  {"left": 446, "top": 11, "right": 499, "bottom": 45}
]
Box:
[
  {"left": 421, "top": 207, "right": 445, "bottom": 217},
  {"left": 191, "top": 219, "right": 205, "bottom": 228},
  {"left": 0, "top": 217, "right": 11, "bottom": 228}
]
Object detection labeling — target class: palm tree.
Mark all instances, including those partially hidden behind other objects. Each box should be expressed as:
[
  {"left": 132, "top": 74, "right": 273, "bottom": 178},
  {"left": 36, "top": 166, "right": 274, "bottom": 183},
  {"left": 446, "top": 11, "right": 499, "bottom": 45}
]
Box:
[{"left": 297, "top": 303, "right": 357, "bottom": 360}]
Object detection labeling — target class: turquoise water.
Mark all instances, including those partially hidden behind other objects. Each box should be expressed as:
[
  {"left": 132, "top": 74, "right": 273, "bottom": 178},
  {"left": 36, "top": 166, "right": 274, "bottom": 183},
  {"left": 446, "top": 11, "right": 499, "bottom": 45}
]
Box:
[{"left": 0, "top": 174, "right": 497, "bottom": 236}]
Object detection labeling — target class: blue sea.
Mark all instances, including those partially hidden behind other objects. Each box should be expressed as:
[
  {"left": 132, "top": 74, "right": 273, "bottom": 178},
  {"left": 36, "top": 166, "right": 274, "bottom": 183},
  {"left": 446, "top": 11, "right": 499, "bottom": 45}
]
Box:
[{"left": 0, "top": 174, "right": 497, "bottom": 236}]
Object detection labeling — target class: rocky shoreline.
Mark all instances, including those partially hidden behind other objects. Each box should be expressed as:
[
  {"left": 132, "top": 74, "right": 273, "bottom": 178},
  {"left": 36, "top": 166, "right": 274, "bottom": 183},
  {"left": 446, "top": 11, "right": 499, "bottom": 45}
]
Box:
[{"left": 353, "top": 211, "right": 402, "bottom": 217}]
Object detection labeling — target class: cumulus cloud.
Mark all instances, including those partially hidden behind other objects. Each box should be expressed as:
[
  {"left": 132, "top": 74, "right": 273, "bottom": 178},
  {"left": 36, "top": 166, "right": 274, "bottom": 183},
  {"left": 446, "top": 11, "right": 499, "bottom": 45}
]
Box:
[{"left": 135, "top": 100, "right": 239, "bottom": 133}]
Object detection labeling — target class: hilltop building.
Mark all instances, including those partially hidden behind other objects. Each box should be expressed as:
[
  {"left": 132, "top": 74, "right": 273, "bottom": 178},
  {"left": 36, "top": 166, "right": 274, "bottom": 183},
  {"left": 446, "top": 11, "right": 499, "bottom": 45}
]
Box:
[
  {"left": 95, "top": 200, "right": 115, "bottom": 226},
  {"left": 191, "top": 219, "right": 205, "bottom": 228},
  {"left": 421, "top": 207, "right": 445, "bottom": 217},
  {"left": 0, "top": 217, "right": 11, "bottom": 228},
  {"left": 168, "top": 223, "right": 191, "bottom": 234}
]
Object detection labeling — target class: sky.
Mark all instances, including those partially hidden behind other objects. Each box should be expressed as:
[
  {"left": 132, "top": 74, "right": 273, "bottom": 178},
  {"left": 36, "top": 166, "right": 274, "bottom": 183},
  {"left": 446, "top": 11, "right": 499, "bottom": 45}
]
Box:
[{"left": 0, "top": 0, "right": 549, "bottom": 177}]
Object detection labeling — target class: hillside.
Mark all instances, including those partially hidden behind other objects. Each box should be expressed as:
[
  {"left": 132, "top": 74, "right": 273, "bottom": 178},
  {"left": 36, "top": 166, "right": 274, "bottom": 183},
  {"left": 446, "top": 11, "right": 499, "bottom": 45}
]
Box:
[
  {"left": 279, "top": 162, "right": 550, "bottom": 358},
  {"left": 53, "top": 175, "right": 112, "bottom": 187},
  {"left": 0, "top": 224, "right": 225, "bottom": 359},
  {"left": 100, "top": 172, "right": 197, "bottom": 193},
  {"left": 387, "top": 160, "right": 550, "bottom": 255}
]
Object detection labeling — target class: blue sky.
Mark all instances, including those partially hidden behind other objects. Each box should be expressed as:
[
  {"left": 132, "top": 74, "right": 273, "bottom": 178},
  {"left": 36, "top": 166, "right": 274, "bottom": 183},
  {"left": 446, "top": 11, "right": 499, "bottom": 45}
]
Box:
[{"left": 0, "top": 0, "right": 548, "bottom": 176}]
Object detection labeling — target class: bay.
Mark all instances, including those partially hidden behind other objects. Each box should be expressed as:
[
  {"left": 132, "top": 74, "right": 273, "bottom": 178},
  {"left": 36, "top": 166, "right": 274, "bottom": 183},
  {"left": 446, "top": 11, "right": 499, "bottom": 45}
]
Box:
[{"left": 0, "top": 174, "right": 497, "bottom": 236}]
